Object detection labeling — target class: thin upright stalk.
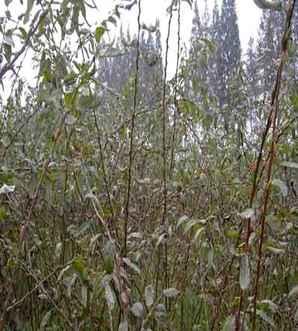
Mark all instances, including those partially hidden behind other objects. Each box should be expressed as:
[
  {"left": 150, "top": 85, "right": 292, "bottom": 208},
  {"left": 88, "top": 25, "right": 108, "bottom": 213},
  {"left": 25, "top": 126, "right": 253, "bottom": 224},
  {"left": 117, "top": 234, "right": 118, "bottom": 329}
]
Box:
[
  {"left": 235, "top": 1, "right": 296, "bottom": 330},
  {"left": 251, "top": 2, "right": 296, "bottom": 330},
  {"left": 123, "top": 0, "right": 142, "bottom": 256}
]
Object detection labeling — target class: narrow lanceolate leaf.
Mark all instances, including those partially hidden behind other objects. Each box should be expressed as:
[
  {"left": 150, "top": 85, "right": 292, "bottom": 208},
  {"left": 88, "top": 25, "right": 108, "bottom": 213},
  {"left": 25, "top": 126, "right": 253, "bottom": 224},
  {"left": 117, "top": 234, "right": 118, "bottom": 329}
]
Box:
[
  {"left": 95, "top": 26, "right": 105, "bottom": 42},
  {"left": 266, "top": 246, "right": 285, "bottom": 255},
  {"left": 123, "top": 257, "right": 141, "bottom": 275},
  {"left": 280, "top": 161, "right": 298, "bottom": 169},
  {"left": 240, "top": 254, "right": 250, "bottom": 290},
  {"left": 163, "top": 288, "right": 180, "bottom": 298},
  {"left": 145, "top": 284, "right": 154, "bottom": 307},
  {"left": 130, "top": 302, "right": 144, "bottom": 318}
]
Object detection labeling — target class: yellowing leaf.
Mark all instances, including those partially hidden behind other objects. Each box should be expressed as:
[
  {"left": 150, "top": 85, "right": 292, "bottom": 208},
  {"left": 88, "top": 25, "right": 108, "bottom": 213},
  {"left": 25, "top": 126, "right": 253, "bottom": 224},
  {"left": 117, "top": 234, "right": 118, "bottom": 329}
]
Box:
[{"left": 95, "top": 26, "right": 105, "bottom": 42}]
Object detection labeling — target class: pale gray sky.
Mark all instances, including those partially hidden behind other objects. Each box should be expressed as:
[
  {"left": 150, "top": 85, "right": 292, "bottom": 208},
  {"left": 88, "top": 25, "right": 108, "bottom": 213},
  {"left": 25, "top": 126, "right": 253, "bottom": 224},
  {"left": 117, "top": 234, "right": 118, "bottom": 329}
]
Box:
[
  {"left": 0, "top": 0, "right": 262, "bottom": 90},
  {"left": 98, "top": 0, "right": 262, "bottom": 75}
]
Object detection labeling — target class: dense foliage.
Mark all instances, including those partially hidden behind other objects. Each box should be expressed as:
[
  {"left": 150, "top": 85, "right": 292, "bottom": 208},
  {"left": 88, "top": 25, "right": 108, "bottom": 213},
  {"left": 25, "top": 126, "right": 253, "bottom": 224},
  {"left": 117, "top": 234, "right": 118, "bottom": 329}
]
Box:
[{"left": 0, "top": 0, "right": 298, "bottom": 330}]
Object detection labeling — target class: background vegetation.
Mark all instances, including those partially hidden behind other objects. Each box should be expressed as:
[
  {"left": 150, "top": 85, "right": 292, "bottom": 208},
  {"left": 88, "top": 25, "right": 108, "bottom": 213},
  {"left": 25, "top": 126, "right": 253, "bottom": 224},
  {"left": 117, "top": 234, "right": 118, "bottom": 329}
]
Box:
[{"left": 0, "top": 0, "right": 298, "bottom": 330}]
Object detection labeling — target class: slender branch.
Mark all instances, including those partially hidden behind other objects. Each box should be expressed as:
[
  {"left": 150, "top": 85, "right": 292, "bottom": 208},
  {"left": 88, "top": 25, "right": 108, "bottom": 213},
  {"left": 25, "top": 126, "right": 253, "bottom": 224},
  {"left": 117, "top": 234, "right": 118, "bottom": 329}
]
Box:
[
  {"left": 161, "top": 0, "right": 174, "bottom": 303},
  {"left": 251, "top": 2, "right": 296, "bottom": 330},
  {"left": 0, "top": 10, "right": 48, "bottom": 82},
  {"left": 123, "top": 0, "right": 141, "bottom": 256},
  {"left": 170, "top": 0, "right": 181, "bottom": 173},
  {"left": 236, "top": 1, "right": 296, "bottom": 330}
]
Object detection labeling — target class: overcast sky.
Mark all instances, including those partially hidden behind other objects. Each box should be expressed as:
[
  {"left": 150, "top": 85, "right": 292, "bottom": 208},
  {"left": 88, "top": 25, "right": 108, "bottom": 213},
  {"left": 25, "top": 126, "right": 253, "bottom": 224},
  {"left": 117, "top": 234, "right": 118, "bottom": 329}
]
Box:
[
  {"left": 0, "top": 0, "right": 263, "bottom": 87},
  {"left": 114, "top": 0, "right": 262, "bottom": 49},
  {"left": 103, "top": 0, "right": 262, "bottom": 75}
]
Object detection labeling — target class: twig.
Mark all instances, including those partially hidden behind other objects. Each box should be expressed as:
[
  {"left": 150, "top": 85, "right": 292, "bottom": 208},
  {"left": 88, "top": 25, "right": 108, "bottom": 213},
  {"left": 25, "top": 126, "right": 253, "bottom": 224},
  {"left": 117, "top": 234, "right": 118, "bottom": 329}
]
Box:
[
  {"left": 123, "top": 0, "right": 142, "bottom": 256},
  {"left": 0, "top": 10, "right": 48, "bottom": 82},
  {"left": 251, "top": 2, "right": 296, "bottom": 330}
]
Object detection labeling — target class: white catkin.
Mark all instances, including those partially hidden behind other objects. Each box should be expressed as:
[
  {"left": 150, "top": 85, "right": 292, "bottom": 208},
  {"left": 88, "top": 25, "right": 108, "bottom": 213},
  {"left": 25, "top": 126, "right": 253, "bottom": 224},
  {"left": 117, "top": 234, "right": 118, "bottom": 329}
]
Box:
[{"left": 253, "top": 0, "right": 282, "bottom": 10}]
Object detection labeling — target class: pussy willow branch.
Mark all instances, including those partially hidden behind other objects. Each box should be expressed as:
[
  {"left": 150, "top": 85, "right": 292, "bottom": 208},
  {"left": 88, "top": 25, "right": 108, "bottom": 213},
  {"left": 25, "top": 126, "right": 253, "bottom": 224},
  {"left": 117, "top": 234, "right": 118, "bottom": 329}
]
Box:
[
  {"left": 235, "top": 1, "right": 296, "bottom": 330},
  {"left": 251, "top": 2, "right": 296, "bottom": 330},
  {"left": 123, "top": 0, "right": 141, "bottom": 257}
]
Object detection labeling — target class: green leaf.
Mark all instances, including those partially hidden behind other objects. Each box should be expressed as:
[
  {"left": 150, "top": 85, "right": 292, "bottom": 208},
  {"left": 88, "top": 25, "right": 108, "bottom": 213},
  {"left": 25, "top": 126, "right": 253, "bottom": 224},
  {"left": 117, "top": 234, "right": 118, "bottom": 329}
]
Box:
[
  {"left": 272, "top": 179, "right": 288, "bottom": 197},
  {"left": 95, "top": 26, "right": 105, "bottom": 42},
  {"left": 239, "top": 254, "right": 250, "bottom": 290},
  {"left": 103, "top": 240, "right": 114, "bottom": 274},
  {"left": 19, "top": 27, "right": 28, "bottom": 39},
  {"left": 0, "top": 207, "right": 7, "bottom": 221},
  {"left": 280, "top": 161, "right": 298, "bottom": 169},
  {"left": 266, "top": 246, "right": 285, "bottom": 255},
  {"left": 72, "top": 256, "right": 88, "bottom": 282},
  {"left": 64, "top": 93, "right": 74, "bottom": 108},
  {"left": 103, "top": 255, "right": 114, "bottom": 274},
  {"left": 72, "top": 256, "right": 85, "bottom": 274},
  {"left": 3, "top": 43, "right": 12, "bottom": 62}
]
